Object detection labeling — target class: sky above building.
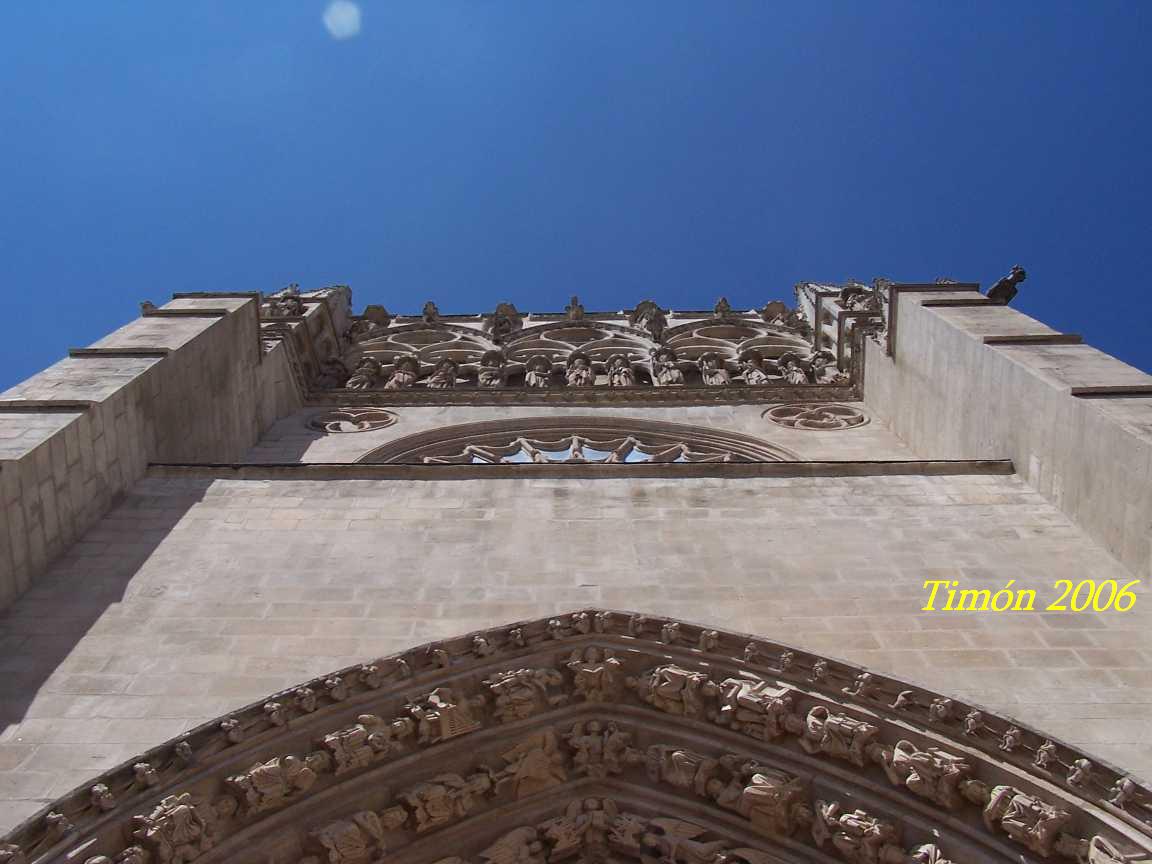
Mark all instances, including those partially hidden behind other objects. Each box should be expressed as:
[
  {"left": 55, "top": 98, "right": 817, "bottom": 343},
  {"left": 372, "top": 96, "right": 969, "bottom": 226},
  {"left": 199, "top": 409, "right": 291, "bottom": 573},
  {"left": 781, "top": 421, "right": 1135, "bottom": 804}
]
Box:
[{"left": 1, "top": 1, "right": 1150, "bottom": 387}]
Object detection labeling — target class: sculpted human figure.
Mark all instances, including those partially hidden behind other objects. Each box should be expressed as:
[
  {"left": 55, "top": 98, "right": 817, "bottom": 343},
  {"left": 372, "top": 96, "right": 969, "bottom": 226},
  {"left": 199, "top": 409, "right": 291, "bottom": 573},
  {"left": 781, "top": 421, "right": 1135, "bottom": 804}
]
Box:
[
  {"left": 631, "top": 665, "right": 718, "bottom": 718},
  {"left": 524, "top": 356, "right": 553, "bottom": 388},
  {"left": 812, "top": 800, "right": 903, "bottom": 864},
  {"left": 650, "top": 347, "right": 684, "bottom": 387},
  {"left": 776, "top": 352, "right": 810, "bottom": 385},
  {"left": 402, "top": 771, "right": 494, "bottom": 833},
  {"left": 740, "top": 350, "right": 770, "bottom": 385},
  {"left": 311, "top": 811, "right": 385, "bottom": 863},
  {"left": 497, "top": 730, "right": 567, "bottom": 798},
  {"left": 982, "top": 785, "right": 1072, "bottom": 858},
  {"left": 227, "top": 752, "right": 329, "bottom": 813},
  {"left": 718, "top": 678, "right": 796, "bottom": 741},
  {"left": 807, "top": 349, "right": 838, "bottom": 383},
  {"left": 130, "top": 793, "right": 215, "bottom": 864},
  {"left": 484, "top": 668, "right": 567, "bottom": 722},
  {"left": 321, "top": 714, "right": 392, "bottom": 774},
  {"left": 406, "top": 688, "right": 483, "bottom": 744},
  {"left": 871, "top": 740, "right": 971, "bottom": 810},
  {"left": 646, "top": 745, "right": 721, "bottom": 796},
  {"left": 384, "top": 355, "right": 420, "bottom": 390},
  {"left": 565, "top": 295, "right": 585, "bottom": 320},
  {"left": 487, "top": 302, "right": 523, "bottom": 341},
  {"left": 565, "top": 352, "right": 595, "bottom": 387},
  {"left": 707, "top": 760, "right": 811, "bottom": 837},
  {"left": 344, "top": 356, "right": 383, "bottom": 390},
  {"left": 567, "top": 720, "right": 638, "bottom": 778},
  {"left": 698, "top": 352, "right": 731, "bottom": 386},
  {"left": 607, "top": 354, "right": 637, "bottom": 387},
  {"left": 422, "top": 301, "right": 440, "bottom": 323},
  {"left": 426, "top": 358, "right": 459, "bottom": 389},
  {"left": 799, "top": 706, "right": 879, "bottom": 767},
  {"left": 478, "top": 826, "right": 547, "bottom": 864},
  {"left": 630, "top": 299, "right": 668, "bottom": 342},
  {"left": 478, "top": 350, "right": 508, "bottom": 388},
  {"left": 640, "top": 820, "right": 728, "bottom": 864},
  {"left": 567, "top": 646, "right": 623, "bottom": 702}
]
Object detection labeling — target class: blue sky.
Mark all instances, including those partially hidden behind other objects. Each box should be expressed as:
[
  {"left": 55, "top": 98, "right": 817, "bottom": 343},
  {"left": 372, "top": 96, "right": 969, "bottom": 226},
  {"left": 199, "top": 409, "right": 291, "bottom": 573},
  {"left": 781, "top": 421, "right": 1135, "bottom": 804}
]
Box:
[{"left": 2, "top": 2, "right": 1150, "bottom": 387}]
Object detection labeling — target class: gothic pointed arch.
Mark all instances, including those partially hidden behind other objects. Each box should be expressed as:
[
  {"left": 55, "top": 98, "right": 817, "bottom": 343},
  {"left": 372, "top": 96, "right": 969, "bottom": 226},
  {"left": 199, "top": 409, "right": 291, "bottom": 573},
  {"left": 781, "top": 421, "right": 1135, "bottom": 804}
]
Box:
[
  {"left": 354, "top": 416, "right": 801, "bottom": 464},
  {"left": 3, "top": 612, "right": 1150, "bottom": 864}
]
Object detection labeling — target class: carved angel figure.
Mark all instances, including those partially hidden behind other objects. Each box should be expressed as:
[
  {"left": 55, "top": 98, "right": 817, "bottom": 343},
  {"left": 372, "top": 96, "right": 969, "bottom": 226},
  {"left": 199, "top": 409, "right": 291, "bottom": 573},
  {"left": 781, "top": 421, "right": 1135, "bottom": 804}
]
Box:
[
  {"left": 484, "top": 667, "right": 567, "bottom": 722},
  {"left": 640, "top": 819, "right": 729, "bottom": 864},
  {"left": 344, "top": 356, "right": 383, "bottom": 390},
  {"left": 798, "top": 706, "right": 879, "bottom": 767},
  {"left": 524, "top": 356, "right": 552, "bottom": 389},
  {"left": 566, "top": 646, "right": 623, "bottom": 703},
  {"left": 606, "top": 354, "right": 637, "bottom": 387},
  {"left": 872, "top": 740, "right": 971, "bottom": 810},
  {"left": 426, "top": 358, "right": 458, "bottom": 389},
  {"left": 384, "top": 356, "right": 420, "bottom": 390},
  {"left": 698, "top": 352, "right": 731, "bottom": 387},
  {"left": 631, "top": 665, "right": 718, "bottom": 718},
  {"left": 982, "top": 785, "right": 1072, "bottom": 858},
  {"left": 739, "top": 350, "right": 771, "bottom": 385},
  {"left": 650, "top": 348, "right": 684, "bottom": 387},
  {"left": 566, "top": 352, "right": 595, "bottom": 387},
  {"left": 718, "top": 677, "right": 796, "bottom": 741}
]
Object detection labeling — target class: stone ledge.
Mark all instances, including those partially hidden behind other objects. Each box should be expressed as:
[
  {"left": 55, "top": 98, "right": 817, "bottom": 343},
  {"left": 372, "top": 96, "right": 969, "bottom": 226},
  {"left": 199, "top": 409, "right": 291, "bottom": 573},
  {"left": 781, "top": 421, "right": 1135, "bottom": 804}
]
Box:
[
  {"left": 146, "top": 458, "right": 1015, "bottom": 481},
  {"left": 141, "top": 308, "right": 230, "bottom": 318},
  {"left": 68, "top": 348, "right": 171, "bottom": 358},
  {"left": 984, "top": 334, "right": 1083, "bottom": 345}
]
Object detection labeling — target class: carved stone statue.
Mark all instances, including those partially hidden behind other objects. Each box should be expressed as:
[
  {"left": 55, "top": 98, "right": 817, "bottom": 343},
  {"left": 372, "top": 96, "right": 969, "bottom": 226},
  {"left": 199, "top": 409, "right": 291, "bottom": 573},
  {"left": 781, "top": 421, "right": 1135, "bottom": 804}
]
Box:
[
  {"left": 566, "top": 646, "right": 623, "bottom": 702},
  {"left": 871, "top": 740, "right": 972, "bottom": 809},
  {"left": 714, "top": 297, "right": 733, "bottom": 318},
  {"left": 982, "top": 785, "right": 1072, "bottom": 858},
  {"left": 401, "top": 770, "right": 493, "bottom": 832},
  {"left": 227, "top": 752, "right": 330, "bottom": 813},
  {"left": 630, "top": 300, "right": 668, "bottom": 342},
  {"left": 406, "top": 688, "right": 484, "bottom": 744},
  {"left": 130, "top": 793, "right": 216, "bottom": 864},
  {"left": 646, "top": 745, "right": 720, "bottom": 795},
  {"left": 798, "top": 706, "right": 880, "bottom": 767},
  {"left": 484, "top": 668, "right": 567, "bottom": 722},
  {"left": 478, "top": 351, "right": 508, "bottom": 388},
  {"left": 565, "top": 295, "right": 585, "bottom": 321},
  {"left": 486, "top": 303, "right": 523, "bottom": 341},
  {"left": 650, "top": 348, "right": 684, "bottom": 387},
  {"left": 344, "top": 356, "right": 383, "bottom": 390},
  {"left": 739, "top": 350, "right": 770, "bottom": 385},
  {"left": 384, "top": 355, "right": 420, "bottom": 390},
  {"left": 497, "top": 730, "right": 567, "bottom": 798},
  {"left": 607, "top": 354, "right": 637, "bottom": 387},
  {"left": 524, "top": 355, "right": 553, "bottom": 389},
  {"left": 986, "top": 265, "right": 1027, "bottom": 305},
  {"left": 540, "top": 798, "right": 619, "bottom": 860},
  {"left": 630, "top": 665, "right": 719, "bottom": 718},
  {"left": 426, "top": 358, "right": 459, "bottom": 389},
  {"left": 565, "top": 352, "right": 595, "bottom": 387},
  {"left": 310, "top": 811, "right": 385, "bottom": 863},
  {"left": 478, "top": 826, "right": 546, "bottom": 864},
  {"left": 640, "top": 819, "right": 729, "bottom": 864},
  {"left": 708, "top": 761, "right": 811, "bottom": 837},
  {"left": 566, "top": 720, "right": 639, "bottom": 779},
  {"left": 718, "top": 677, "right": 796, "bottom": 741},
  {"left": 776, "top": 352, "right": 810, "bottom": 386},
  {"left": 321, "top": 714, "right": 394, "bottom": 775},
  {"left": 422, "top": 301, "right": 440, "bottom": 323},
  {"left": 807, "top": 349, "right": 838, "bottom": 383},
  {"left": 811, "top": 799, "right": 904, "bottom": 864},
  {"left": 698, "top": 353, "right": 731, "bottom": 387}
]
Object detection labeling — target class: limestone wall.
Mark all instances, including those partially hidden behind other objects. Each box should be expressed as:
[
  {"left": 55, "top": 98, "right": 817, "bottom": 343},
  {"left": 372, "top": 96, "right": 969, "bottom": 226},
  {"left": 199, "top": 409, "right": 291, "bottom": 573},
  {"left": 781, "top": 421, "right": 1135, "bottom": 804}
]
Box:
[
  {"left": 864, "top": 292, "right": 1152, "bottom": 578},
  {"left": 1, "top": 469, "right": 1149, "bottom": 831},
  {"left": 0, "top": 297, "right": 301, "bottom": 611}
]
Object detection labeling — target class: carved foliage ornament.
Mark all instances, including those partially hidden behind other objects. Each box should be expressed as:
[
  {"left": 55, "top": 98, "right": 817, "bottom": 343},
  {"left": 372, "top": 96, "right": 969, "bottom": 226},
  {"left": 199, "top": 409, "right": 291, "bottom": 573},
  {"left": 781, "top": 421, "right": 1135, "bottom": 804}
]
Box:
[{"left": 308, "top": 408, "right": 398, "bottom": 433}]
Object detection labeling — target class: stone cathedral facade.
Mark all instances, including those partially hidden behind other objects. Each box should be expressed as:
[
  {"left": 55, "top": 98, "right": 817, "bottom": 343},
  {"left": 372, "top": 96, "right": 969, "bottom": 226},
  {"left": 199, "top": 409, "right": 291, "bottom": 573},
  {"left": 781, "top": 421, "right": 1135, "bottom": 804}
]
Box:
[{"left": 1, "top": 276, "right": 1151, "bottom": 864}]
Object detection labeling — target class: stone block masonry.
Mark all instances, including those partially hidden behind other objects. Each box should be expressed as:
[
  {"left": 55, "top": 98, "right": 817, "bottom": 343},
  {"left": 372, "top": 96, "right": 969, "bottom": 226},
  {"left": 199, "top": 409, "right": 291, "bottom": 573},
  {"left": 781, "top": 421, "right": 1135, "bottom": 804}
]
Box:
[{"left": 1, "top": 470, "right": 1148, "bottom": 831}]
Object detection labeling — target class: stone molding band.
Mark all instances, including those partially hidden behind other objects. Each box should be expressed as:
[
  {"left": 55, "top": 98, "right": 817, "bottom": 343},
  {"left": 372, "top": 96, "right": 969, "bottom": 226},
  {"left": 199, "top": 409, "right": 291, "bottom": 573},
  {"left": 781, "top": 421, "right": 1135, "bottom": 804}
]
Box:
[{"left": 3, "top": 610, "right": 1149, "bottom": 864}]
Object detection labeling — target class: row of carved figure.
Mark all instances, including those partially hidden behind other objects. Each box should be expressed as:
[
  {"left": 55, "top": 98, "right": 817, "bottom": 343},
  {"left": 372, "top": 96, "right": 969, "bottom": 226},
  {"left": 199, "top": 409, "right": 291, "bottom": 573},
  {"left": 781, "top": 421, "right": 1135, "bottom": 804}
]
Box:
[
  {"left": 338, "top": 348, "right": 844, "bottom": 391},
  {"left": 334, "top": 296, "right": 816, "bottom": 346},
  {"left": 3, "top": 611, "right": 1145, "bottom": 864}
]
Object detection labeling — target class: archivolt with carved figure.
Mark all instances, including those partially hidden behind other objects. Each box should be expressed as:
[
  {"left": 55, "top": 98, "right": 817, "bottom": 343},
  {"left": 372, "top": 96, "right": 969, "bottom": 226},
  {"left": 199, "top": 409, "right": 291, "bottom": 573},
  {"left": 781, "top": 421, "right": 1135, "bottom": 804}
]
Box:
[{"left": 2, "top": 611, "right": 1149, "bottom": 864}]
